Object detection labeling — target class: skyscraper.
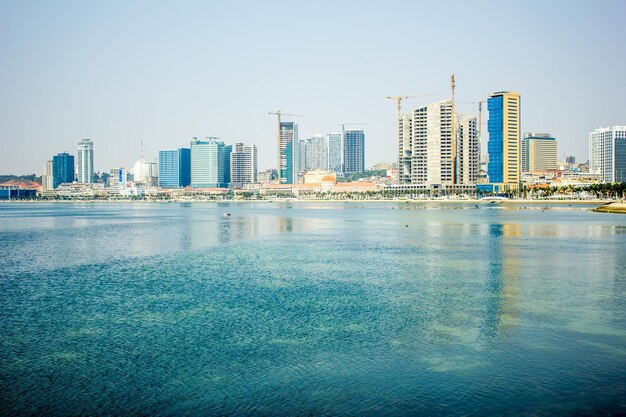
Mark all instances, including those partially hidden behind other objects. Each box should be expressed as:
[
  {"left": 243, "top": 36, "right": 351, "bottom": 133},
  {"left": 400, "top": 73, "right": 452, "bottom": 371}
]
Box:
[
  {"left": 158, "top": 148, "right": 191, "bottom": 188},
  {"left": 309, "top": 134, "right": 328, "bottom": 171},
  {"left": 457, "top": 115, "right": 480, "bottom": 185},
  {"left": 42, "top": 160, "right": 53, "bottom": 191},
  {"left": 589, "top": 126, "right": 626, "bottom": 182},
  {"left": 52, "top": 152, "right": 74, "bottom": 188},
  {"left": 279, "top": 122, "right": 298, "bottom": 184},
  {"left": 76, "top": 139, "right": 94, "bottom": 184},
  {"left": 521, "top": 133, "right": 558, "bottom": 173},
  {"left": 327, "top": 132, "right": 342, "bottom": 173},
  {"left": 190, "top": 138, "right": 231, "bottom": 188},
  {"left": 344, "top": 129, "right": 365, "bottom": 174},
  {"left": 397, "top": 100, "right": 479, "bottom": 185},
  {"left": 487, "top": 91, "right": 521, "bottom": 192},
  {"left": 230, "top": 142, "right": 258, "bottom": 188}
]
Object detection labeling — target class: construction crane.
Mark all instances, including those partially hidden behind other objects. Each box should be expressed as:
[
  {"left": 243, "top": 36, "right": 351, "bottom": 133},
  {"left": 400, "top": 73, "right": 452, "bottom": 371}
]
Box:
[
  {"left": 385, "top": 93, "right": 441, "bottom": 120},
  {"left": 451, "top": 74, "right": 456, "bottom": 186},
  {"left": 457, "top": 100, "right": 487, "bottom": 149},
  {"left": 268, "top": 111, "right": 303, "bottom": 176}
]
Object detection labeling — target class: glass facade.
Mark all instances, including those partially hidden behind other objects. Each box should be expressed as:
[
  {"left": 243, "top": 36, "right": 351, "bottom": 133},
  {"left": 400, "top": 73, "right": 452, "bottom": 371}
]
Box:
[
  {"left": 487, "top": 96, "right": 503, "bottom": 183},
  {"left": 344, "top": 130, "right": 365, "bottom": 174},
  {"left": 327, "top": 133, "right": 342, "bottom": 173},
  {"left": 158, "top": 148, "right": 190, "bottom": 188},
  {"left": 52, "top": 152, "right": 74, "bottom": 188},
  {"left": 279, "top": 122, "right": 297, "bottom": 184},
  {"left": 191, "top": 139, "right": 231, "bottom": 188}
]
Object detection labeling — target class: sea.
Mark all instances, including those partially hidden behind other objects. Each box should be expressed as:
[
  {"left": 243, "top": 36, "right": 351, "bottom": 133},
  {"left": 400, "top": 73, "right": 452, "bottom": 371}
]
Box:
[{"left": 1, "top": 201, "right": 625, "bottom": 416}]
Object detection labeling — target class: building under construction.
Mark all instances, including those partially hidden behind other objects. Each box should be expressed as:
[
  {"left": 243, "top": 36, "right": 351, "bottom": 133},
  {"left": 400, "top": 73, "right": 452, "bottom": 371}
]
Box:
[{"left": 397, "top": 99, "right": 479, "bottom": 187}]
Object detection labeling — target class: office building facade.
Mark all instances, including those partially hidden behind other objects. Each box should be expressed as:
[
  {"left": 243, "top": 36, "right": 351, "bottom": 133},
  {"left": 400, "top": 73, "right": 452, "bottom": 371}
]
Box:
[
  {"left": 52, "top": 152, "right": 75, "bottom": 188},
  {"left": 327, "top": 133, "right": 342, "bottom": 173},
  {"left": 279, "top": 122, "right": 298, "bottom": 184},
  {"left": 230, "top": 142, "right": 257, "bottom": 188},
  {"left": 76, "top": 139, "right": 94, "bottom": 184},
  {"left": 109, "top": 168, "right": 127, "bottom": 194},
  {"left": 521, "top": 133, "right": 558, "bottom": 173},
  {"left": 487, "top": 91, "right": 521, "bottom": 191},
  {"left": 158, "top": 148, "right": 191, "bottom": 188},
  {"left": 191, "top": 138, "right": 231, "bottom": 188},
  {"left": 589, "top": 126, "right": 626, "bottom": 182},
  {"left": 344, "top": 129, "right": 365, "bottom": 174}
]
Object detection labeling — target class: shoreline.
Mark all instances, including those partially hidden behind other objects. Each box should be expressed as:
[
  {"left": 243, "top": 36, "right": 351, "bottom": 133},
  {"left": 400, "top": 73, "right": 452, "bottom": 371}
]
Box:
[{"left": 0, "top": 198, "right": 617, "bottom": 205}]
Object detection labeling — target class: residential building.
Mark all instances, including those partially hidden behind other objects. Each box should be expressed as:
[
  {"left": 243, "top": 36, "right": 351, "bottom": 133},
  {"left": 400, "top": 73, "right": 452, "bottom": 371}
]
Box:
[
  {"left": 158, "top": 148, "right": 191, "bottom": 188},
  {"left": 309, "top": 134, "right": 328, "bottom": 171},
  {"left": 521, "top": 133, "right": 558, "bottom": 173},
  {"left": 279, "top": 122, "right": 298, "bottom": 184},
  {"left": 76, "top": 139, "right": 94, "bottom": 184},
  {"left": 52, "top": 152, "right": 74, "bottom": 188},
  {"left": 42, "top": 160, "right": 53, "bottom": 191},
  {"left": 191, "top": 138, "right": 231, "bottom": 188},
  {"left": 457, "top": 115, "right": 480, "bottom": 185},
  {"left": 487, "top": 91, "right": 521, "bottom": 192},
  {"left": 344, "top": 129, "right": 365, "bottom": 174},
  {"left": 398, "top": 100, "right": 478, "bottom": 186},
  {"left": 230, "top": 142, "right": 258, "bottom": 188},
  {"left": 327, "top": 133, "right": 342, "bottom": 173},
  {"left": 589, "top": 126, "right": 626, "bottom": 182}
]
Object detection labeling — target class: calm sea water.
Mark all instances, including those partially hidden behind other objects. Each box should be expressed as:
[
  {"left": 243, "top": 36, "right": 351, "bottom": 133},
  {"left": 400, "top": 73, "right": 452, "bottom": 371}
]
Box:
[{"left": 1, "top": 202, "right": 625, "bottom": 416}]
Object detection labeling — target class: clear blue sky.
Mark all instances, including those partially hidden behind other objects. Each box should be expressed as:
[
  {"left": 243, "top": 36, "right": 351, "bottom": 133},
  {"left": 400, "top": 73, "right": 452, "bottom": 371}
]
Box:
[{"left": 1, "top": 0, "right": 625, "bottom": 174}]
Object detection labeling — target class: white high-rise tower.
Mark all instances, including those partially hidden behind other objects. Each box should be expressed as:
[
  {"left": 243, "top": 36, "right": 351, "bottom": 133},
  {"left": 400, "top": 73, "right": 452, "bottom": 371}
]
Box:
[{"left": 76, "top": 139, "right": 94, "bottom": 184}]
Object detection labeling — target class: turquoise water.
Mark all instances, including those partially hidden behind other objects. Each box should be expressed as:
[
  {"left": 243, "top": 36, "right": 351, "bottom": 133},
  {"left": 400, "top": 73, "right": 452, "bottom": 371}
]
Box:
[{"left": 1, "top": 202, "right": 625, "bottom": 416}]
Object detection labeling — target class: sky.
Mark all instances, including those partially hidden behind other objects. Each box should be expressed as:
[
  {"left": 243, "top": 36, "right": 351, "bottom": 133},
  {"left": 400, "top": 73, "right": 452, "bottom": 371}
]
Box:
[{"left": 1, "top": 0, "right": 625, "bottom": 175}]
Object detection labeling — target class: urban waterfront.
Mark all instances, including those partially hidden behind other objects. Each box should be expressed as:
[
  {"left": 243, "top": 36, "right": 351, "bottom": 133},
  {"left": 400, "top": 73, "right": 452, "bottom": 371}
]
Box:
[{"left": 1, "top": 203, "right": 625, "bottom": 416}]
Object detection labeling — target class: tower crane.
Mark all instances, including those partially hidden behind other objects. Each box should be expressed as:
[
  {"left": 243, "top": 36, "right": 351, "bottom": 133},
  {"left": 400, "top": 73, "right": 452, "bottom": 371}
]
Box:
[
  {"left": 268, "top": 111, "right": 303, "bottom": 175},
  {"left": 457, "top": 100, "right": 487, "bottom": 148},
  {"left": 385, "top": 93, "right": 441, "bottom": 120}
]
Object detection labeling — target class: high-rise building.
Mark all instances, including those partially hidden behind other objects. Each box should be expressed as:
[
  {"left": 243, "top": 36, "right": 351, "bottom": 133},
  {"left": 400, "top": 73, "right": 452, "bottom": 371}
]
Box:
[
  {"left": 76, "top": 139, "right": 94, "bottom": 184},
  {"left": 230, "top": 142, "right": 258, "bottom": 188},
  {"left": 487, "top": 91, "right": 521, "bottom": 191},
  {"left": 279, "top": 122, "right": 298, "bottom": 184},
  {"left": 42, "top": 160, "right": 54, "bottom": 191},
  {"left": 158, "top": 148, "right": 191, "bottom": 188},
  {"left": 521, "top": 133, "right": 558, "bottom": 173},
  {"left": 108, "top": 167, "right": 127, "bottom": 194},
  {"left": 398, "top": 100, "right": 478, "bottom": 185},
  {"left": 133, "top": 160, "right": 151, "bottom": 183},
  {"left": 190, "top": 138, "right": 231, "bottom": 188},
  {"left": 327, "top": 132, "right": 342, "bottom": 173},
  {"left": 565, "top": 155, "right": 576, "bottom": 165},
  {"left": 457, "top": 115, "right": 480, "bottom": 185},
  {"left": 309, "top": 134, "right": 328, "bottom": 171},
  {"left": 52, "top": 152, "right": 74, "bottom": 188},
  {"left": 344, "top": 129, "right": 365, "bottom": 174},
  {"left": 589, "top": 126, "right": 626, "bottom": 182}
]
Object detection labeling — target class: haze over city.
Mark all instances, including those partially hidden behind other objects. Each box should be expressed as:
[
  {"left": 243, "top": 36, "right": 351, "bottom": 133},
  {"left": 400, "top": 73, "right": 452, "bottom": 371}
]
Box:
[{"left": 1, "top": 0, "right": 625, "bottom": 174}]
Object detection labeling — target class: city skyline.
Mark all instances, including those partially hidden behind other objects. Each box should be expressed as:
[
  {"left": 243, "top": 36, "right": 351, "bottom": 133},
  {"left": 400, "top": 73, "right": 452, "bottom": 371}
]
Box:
[{"left": 1, "top": 1, "right": 625, "bottom": 174}]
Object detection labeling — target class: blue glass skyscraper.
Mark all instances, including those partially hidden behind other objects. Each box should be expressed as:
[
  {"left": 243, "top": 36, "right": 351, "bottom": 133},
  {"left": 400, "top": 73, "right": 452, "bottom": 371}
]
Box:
[
  {"left": 486, "top": 91, "right": 521, "bottom": 192},
  {"left": 52, "top": 152, "right": 74, "bottom": 188},
  {"left": 343, "top": 129, "right": 365, "bottom": 174},
  {"left": 158, "top": 148, "right": 191, "bottom": 188}
]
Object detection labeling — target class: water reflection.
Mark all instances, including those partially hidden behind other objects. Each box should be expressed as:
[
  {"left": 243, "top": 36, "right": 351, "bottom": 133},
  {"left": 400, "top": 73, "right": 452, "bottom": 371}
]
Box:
[{"left": 482, "top": 223, "right": 521, "bottom": 340}]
